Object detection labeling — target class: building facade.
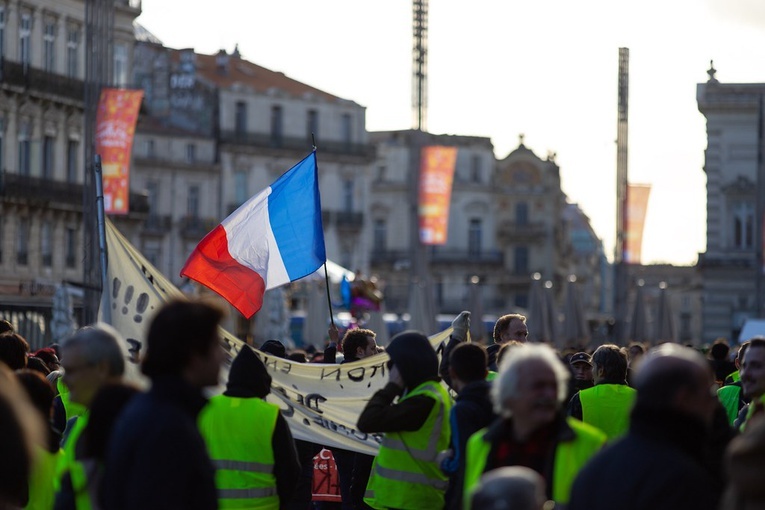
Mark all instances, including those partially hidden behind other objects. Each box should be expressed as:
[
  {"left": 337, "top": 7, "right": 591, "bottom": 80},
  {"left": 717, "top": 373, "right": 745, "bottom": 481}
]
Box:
[
  {"left": 697, "top": 65, "right": 765, "bottom": 343},
  {"left": 0, "top": 0, "right": 142, "bottom": 347}
]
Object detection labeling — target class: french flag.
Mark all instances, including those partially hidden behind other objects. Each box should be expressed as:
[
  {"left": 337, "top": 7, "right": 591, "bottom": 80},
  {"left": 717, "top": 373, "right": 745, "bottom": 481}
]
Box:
[{"left": 180, "top": 151, "right": 326, "bottom": 318}]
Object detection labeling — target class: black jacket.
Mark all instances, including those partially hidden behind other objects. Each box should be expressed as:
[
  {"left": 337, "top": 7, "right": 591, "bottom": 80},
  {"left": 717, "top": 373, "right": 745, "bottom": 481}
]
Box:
[
  {"left": 569, "top": 406, "right": 725, "bottom": 510},
  {"left": 100, "top": 377, "right": 217, "bottom": 510}
]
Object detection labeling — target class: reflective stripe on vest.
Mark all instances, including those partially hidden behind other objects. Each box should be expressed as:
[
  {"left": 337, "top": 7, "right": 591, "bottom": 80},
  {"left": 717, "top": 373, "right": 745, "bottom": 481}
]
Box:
[
  {"left": 364, "top": 381, "right": 452, "bottom": 510},
  {"left": 199, "top": 395, "right": 280, "bottom": 510},
  {"left": 579, "top": 384, "right": 636, "bottom": 440},
  {"left": 463, "top": 417, "right": 606, "bottom": 507}
]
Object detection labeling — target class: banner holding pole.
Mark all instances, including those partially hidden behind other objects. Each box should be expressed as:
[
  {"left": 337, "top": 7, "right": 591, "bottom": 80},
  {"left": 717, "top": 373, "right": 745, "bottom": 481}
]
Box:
[
  {"left": 418, "top": 146, "right": 458, "bottom": 245},
  {"left": 625, "top": 183, "right": 651, "bottom": 264},
  {"left": 96, "top": 88, "right": 143, "bottom": 215}
]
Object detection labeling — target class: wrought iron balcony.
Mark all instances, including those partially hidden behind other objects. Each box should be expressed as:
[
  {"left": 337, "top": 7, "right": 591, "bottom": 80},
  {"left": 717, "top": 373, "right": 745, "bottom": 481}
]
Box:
[
  {"left": 179, "top": 215, "right": 215, "bottom": 240},
  {"left": 220, "top": 130, "right": 375, "bottom": 158},
  {"left": 0, "top": 59, "right": 85, "bottom": 104},
  {"left": 143, "top": 215, "right": 173, "bottom": 235},
  {"left": 497, "top": 221, "right": 547, "bottom": 242},
  {"left": 322, "top": 210, "right": 364, "bottom": 230},
  {"left": 430, "top": 248, "right": 504, "bottom": 265}
]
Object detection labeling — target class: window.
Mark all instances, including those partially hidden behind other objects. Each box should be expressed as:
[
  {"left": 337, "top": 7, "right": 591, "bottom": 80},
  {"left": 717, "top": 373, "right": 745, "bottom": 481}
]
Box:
[
  {"left": 514, "top": 246, "right": 529, "bottom": 274},
  {"left": 516, "top": 202, "right": 529, "bottom": 225},
  {"left": 0, "top": 118, "right": 4, "bottom": 174},
  {"left": 17, "top": 218, "right": 29, "bottom": 265},
  {"left": 145, "top": 139, "right": 155, "bottom": 158},
  {"left": 307, "top": 109, "right": 318, "bottom": 141},
  {"left": 43, "top": 20, "right": 56, "bottom": 72},
  {"left": 376, "top": 165, "right": 386, "bottom": 182},
  {"left": 41, "top": 221, "right": 52, "bottom": 267},
  {"left": 373, "top": 219, "right": 386, "bottom": 252},
  {"left": 18, "top": 124, "right": 30, "bottom": 176},
  {"left": 733, "top": 203, "right": 754, "bottom": 249},
  {"left": 343, "top": 179, "right": 354, "bottom": 212},
  {"left": 470, "top": 155, "right": 482, "bottom": 183},
  {"left": 235, "top": 101, "right": 247, "bottom": 136},
  {"left": 66, "top": 26, "right": 80, "bottom": 78},
  {"left": 234, "top": 171, "right": 248, "bottom": 205},
  {"left": 42, "top": 136, "right": 54, "bottom": 179},
  {"left": 19, "top": 13, "right": 31, "bottom": 68},
  {"left": 146, "top": 180, "right": 159, "bottom": 216},
  {"left": 341, "top": 114, "right": 352, "bottom": 144},
  {"left": 65, "top": 228, "right": 76, "bottom": 268},
  {"left": 113, "top": 44, "right": 128, "bottom": 87},
  {"left": 469, "top": 219, "right": 482, "bottom": 256},
  {"left": 186, "top": 143, "right": 196, "bottom": 163},
  {"left": 67, "top": 140, "right": 78, "bottom": 183},
  {"left": 270, "top": 105, "right": 283, "bottom": 146},
  {"left": 0, "top": 7, "right": 5, "bottom": 59},
  {"left": 187, "top": 185, "right": 200, "bottom": 218}
]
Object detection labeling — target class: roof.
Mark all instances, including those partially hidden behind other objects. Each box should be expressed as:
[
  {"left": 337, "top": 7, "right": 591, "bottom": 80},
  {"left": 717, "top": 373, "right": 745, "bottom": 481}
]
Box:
[
  {"left": 133, "top": 22, "right": 163, "bottom": 45},
  {"left": 175, "top": 49, "right": 350, "bottom": 105}
]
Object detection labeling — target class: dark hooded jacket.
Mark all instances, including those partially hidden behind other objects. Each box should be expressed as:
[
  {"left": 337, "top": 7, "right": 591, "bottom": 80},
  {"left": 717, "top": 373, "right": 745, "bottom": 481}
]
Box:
[
  {"left": 219, "top": 346, "right": 301, "bottom": 505},
  {"left": 357, "top": 331, "right": 443, "bottom": 433}
]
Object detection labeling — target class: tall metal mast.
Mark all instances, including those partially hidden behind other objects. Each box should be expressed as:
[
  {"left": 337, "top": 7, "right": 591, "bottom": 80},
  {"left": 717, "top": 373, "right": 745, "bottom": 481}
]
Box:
[
  {"left": 614, "top": 47, "right": 629, "bottom": 343},
  {"left": 83, "top": 0, "right": 114, "bottom": 323},
  {"left": 412, "top": 0, "right": 428, "bottom": 131}
]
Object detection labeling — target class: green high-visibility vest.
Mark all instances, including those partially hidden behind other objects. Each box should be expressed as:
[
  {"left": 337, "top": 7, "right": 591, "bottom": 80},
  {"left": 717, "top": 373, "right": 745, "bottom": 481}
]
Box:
[
  {"left": 463, "top": 417, "right": 606, "bottom": 507},
  {"left": 27, "top": 446, "right": 64, "bottom": 510},
  {"left": 56, "top": 413, "right": 92, "bottom": 510},
  {"left": 717, "top": 383, "right": 743, "bottom": 426},
  {"left": 364, "top": 381, "right": 453, "bottom": 510},
  {"left": 579, "top": 384, "right": 636, "bottom": 441},
  {"left": 198, "top": 395, "right": 280, "bottom": 510}
]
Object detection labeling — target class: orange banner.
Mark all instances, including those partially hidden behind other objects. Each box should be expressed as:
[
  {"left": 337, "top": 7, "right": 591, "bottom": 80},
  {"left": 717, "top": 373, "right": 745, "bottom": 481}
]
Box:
[
  {"left": 625, "top": 183, "right": 651, "bottom": 264},
  {"left": 96, "top": 88, "right": 143, "bottom": 215},
  {"left": 418, "top": 146, "right": 458, "bottom": 245}
]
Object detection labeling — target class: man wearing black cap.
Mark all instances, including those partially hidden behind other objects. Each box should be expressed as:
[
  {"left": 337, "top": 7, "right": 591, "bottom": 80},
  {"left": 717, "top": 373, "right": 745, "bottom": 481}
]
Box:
[
  {"left": 357, "top": 330, "right": 452, "bottom": 510},
  {"left": 199, "top": 345, "right": 300, "bottom": 509},
  {"left": 569, "top": 352, "right": 594, "bottom": 392}
]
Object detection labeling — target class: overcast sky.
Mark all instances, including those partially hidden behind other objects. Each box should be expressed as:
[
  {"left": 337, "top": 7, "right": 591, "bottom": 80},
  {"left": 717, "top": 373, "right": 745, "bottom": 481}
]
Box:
[{"left": 137, "top": 0, "right": 765, "bottom": 266}]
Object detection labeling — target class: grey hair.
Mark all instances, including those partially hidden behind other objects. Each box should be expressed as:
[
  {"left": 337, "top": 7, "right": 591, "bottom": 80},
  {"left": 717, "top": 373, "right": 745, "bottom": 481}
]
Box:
[
  {"left": 492, "top": 343, "right": 570, "bottom": 418},
  {"left": 61, "top": 323, "right": 125, "bottom": 377}
]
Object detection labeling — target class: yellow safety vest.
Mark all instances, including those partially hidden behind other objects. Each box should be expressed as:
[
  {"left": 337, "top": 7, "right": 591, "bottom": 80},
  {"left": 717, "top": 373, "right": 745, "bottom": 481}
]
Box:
[
  {"left": 364, "top": 381, "right": 453, "bottom": 510},
  {"left": 26, "top": 446, "right": 64, "bottom": 510},
  {"left": 717, "top": 383, "right": 743, "bottom": 426},
  {"left": 463, "top": 417, "right": 606, "bottom": 507},
  {"left": 198, "top": 395, "right": 280, "bottom": 509},
  {"left": 56, "top": 413, "right": 92, "bottom": 510},
  {"left": 579, "top": 384, "right": 636, "bottom": 440}
]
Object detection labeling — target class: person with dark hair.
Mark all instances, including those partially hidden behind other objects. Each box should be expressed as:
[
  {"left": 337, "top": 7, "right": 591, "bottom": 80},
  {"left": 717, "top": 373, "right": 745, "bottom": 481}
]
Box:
[
  {"left": 199, "top": 346, "right": 300, "bottom": 509},
  {"left": 487, "top": 314, "right": 528, "bottom": 371},
  {"left": 56, "top": 382, "right": 139, "bottom": 510},
  {"left": 736, "top": 337, "right": 765, "bottom": 431},
  {"left": 568, "top": 352, "right": 595, "bottom": 393},
  {"left": 0, "top": 318, "right": 13, "bottom": 334},
  {"left": 709, "top": 337, "right": 736, "bottom": 384},
  {"left": 27, "top": 356, "right": 51, "bottom": 376},
  {"left": 718, "top": 340, "right": 751, "bottom": 426},
  {"left": 101, "top": 299, "right": 225, "bottom": 510},
  {"left": 570, "top": 344, "right": 731, "bottom": 510},
  {"left": 0, "top": 331, "right": 30, "bottom": 370},
  {"left": 259, "top": 339, "right": 287, "bottom": 359},
  {"left": 358, "top": 330, "right": 452, "bottom": 510},
  {"left": 439, "top": 343, "right": 495, "bottom": 510},
  {"left": 16, "top": 369, "right": 62, "bottom": 510},
  {"left": 568, "top": 344, "right": 636, "bottom": 440},
  {"left": 341, "top": 328, "right": 377, "bottom": 363},
  {"left": 57, "top": 324, "right": 127, "bottom": 510}
]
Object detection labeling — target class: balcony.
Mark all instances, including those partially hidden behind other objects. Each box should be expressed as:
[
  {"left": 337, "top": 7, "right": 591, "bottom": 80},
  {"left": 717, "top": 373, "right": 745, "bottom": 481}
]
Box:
[
  {"left": 143, "top": 215, "right": 173, "bottom": 235},
  {"left": 322, "top": 210, "right": 364, "bottom": 230},
  {"left": 220, "top": 130, "right": 375, "bottom": 158},
  {"left": 179, "top": 216, "right": 215, "bottom": 240},
  {"left": 0, "top": 59, "right": 84, "bottom": 104},
  {"left": 430, "top": 248, "right": 503, "bottom": 265},
  {"left": 370, "top": 250, "right": 409, "bottom": 265},
  {"left": 497, "top": 221, "right": 547, "bottom": 242}
]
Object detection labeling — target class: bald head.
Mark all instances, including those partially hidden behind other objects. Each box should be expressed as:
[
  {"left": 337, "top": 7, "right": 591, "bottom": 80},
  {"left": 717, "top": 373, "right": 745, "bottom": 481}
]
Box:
[
  {"left": 633, "top": 343, "right": 716, "bottom": 424},
  {"left": 470, "top": 466, "right": 550, "bottom": 510}
]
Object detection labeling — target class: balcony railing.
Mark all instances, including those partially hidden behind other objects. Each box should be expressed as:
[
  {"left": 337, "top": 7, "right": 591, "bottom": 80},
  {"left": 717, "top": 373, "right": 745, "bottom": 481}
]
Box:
[
  {"left": 220, "top": 130, "right": 375, "bottom": 158},
  {"left": 143, "top": 215, "right": 173, "bottom": 235},
  {"left": 497, "top": 221, "right": 547, "bottom": 241},
  {"left": 179, "top": 216, "right": 216, "bottom": 240},
  {"left": 322, "top": 210, "right": 364, "bottom": 230},
  {"left": 430, "top": 248, "right": 504, "bottom": 265},
  {"left": 0, "top": 59, "right": 85, "bottom": 104}
]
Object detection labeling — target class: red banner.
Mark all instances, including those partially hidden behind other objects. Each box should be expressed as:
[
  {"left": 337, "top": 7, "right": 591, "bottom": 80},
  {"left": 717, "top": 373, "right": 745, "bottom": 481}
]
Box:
[
  {"left": 418, "top": 146, "right": 458, "bottom": 245},
  {"left": 96, "top": 88, "right": 143, "bottom": 215},
  {"left": 312, "top": 448, "right": 341, "bottom": 502},
  {"left": 625, "top": 183, "right": 651, "bottom": 264}
]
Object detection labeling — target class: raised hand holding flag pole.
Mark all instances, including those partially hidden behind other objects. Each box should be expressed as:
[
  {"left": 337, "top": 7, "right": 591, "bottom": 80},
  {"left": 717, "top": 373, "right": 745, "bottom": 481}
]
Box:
[{"left": 181, "top": 151, "right": 326, "bottom": 318}]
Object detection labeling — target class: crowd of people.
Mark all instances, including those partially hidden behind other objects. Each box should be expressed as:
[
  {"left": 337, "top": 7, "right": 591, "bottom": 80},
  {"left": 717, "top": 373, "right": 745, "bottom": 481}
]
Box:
[{"left": 1, "top": 303, "right": 764, "bottom": 509}]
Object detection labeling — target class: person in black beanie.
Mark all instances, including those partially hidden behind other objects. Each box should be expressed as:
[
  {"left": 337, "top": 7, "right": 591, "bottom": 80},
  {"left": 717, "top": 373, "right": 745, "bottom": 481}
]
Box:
[{"left": 199, "top": 345, "right": 300, "bottom": 508}]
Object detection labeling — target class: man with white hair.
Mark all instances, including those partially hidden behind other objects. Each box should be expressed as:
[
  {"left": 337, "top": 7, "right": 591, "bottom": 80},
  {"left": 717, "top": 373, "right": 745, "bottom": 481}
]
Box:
[
  {"left": 463, "top": 343, "right": 606, "bottom": 508},
  {"left": 470, "top": 466, "right": 553, "bottom": 510},
  {"left": 569, "top": 343, "right": 728, "bottom": 510}
]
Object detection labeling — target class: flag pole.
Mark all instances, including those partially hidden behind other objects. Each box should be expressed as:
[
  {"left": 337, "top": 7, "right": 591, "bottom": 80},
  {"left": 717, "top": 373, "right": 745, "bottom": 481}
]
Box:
[
  {"left": 312, "top": 134, "right": 336, "bottom": 330},
  {"left": 94, "top": 154, "right": 111, "bottom": 324}
]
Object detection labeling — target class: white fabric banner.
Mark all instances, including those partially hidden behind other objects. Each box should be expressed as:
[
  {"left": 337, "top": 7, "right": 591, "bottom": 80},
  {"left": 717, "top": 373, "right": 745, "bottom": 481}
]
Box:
[{"left": 99, "top": 219, "right": 452, "bottom": 455}]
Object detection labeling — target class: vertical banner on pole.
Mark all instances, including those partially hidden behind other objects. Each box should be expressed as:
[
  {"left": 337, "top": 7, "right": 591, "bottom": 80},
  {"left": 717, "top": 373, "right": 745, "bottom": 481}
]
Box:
[
  {"left": 418, "top": 146, "right": 458, "bottom": 245},
  {"left": 625, "top": 183, "right": 651, "bottom": 264},
  {"left": 96, "top": 88, "right": 143, "bottom": 215}
]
